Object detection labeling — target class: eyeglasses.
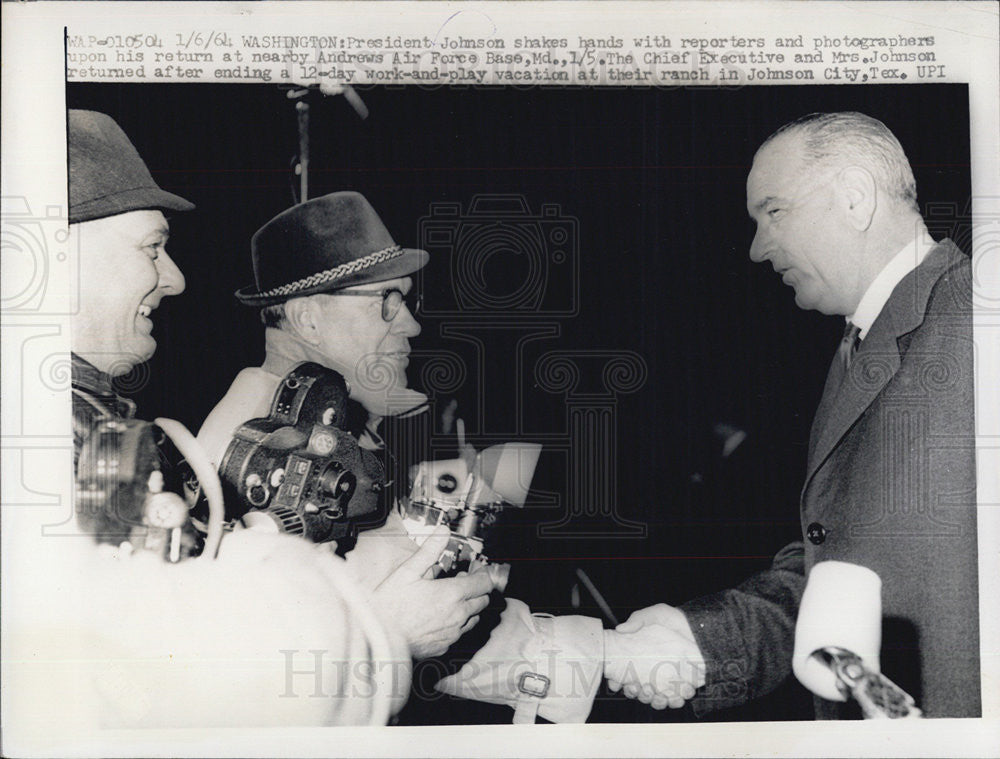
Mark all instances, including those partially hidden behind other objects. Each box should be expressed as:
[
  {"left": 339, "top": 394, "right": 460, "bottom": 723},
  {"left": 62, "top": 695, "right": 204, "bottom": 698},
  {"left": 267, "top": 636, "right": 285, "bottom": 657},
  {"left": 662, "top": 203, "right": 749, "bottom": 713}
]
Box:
[{"left": 333, "top": 287, "right": 422, "bottom": 322}]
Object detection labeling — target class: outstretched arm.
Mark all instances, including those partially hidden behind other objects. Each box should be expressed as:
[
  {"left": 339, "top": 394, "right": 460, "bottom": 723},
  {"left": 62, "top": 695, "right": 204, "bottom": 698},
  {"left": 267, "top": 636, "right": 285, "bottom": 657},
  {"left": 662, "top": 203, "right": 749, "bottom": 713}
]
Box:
[
  {"left": 603, "top": 542, "right": 805, "bottom": 716},
  {"left": 680, "top": 541, "right": 806, "bottom": 716}
]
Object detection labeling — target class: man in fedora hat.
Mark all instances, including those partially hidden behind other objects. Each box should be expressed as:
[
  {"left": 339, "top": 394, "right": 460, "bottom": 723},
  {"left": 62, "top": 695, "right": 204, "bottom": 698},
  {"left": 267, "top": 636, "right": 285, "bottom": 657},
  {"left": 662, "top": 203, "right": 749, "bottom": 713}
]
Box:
[
  {"left": 198, "top": 193, "right": 651, "bottom": 724},
  {"left": 198, "top": 191, "right": 497, "bottom": 660}
]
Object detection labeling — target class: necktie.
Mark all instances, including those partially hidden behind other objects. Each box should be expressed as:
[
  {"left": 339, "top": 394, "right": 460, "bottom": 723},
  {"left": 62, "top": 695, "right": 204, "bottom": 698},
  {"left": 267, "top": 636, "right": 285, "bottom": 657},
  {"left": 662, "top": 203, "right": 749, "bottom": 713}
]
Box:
[
  {"left": 809, "top": 322, "right": 862, "bottom": 462},
  {"left": 830, "top": 321, "right": 861, "bottom": 391}
]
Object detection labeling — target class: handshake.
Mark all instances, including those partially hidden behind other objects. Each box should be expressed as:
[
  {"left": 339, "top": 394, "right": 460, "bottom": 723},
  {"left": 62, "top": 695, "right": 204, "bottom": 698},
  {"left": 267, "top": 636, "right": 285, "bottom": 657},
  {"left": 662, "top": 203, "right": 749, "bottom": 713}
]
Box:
[{"left": 603, "top": 603, "right": 707, "bottom": 710}]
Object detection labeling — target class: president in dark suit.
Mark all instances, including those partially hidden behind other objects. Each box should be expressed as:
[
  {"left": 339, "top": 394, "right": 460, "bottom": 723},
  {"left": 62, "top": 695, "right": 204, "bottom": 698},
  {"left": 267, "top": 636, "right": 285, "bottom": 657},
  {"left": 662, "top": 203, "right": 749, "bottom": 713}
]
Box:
[{"left": 604, "top": 112, "right": 979, "bottom": 718}]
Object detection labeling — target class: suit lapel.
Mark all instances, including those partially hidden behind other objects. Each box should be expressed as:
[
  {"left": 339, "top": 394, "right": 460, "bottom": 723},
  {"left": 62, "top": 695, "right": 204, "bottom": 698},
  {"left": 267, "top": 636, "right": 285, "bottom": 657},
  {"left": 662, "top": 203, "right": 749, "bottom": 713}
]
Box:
[
  {"left": 802, "top": 241, "right": 960, "bottom": 493},
  {"left": 807, "top": 318, "right": 901, "bottom": 477},
  {"left": 807, "top": 344, "right": 851, "bottom": 464}
]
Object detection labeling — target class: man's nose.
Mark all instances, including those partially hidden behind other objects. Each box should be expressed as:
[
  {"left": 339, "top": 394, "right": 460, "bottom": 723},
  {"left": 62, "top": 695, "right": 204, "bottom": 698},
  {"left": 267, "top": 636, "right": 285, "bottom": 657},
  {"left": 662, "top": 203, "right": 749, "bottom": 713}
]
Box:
[
  {"left": 392, "top": 303, "right": 421, "bottom": 337},
  {"left": 157, "top": 250, "right": 186, "bottom": 295},
  {"left": 749, "top": 227, "right": 770, "bottom": 263}
]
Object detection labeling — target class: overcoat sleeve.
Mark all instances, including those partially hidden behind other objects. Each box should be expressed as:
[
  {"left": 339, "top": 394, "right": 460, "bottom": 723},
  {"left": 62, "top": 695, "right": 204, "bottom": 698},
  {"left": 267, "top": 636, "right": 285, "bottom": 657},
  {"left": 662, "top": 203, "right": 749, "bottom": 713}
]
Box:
[{"left": 681, "top": 541, "right": 805, "bottom": 717}]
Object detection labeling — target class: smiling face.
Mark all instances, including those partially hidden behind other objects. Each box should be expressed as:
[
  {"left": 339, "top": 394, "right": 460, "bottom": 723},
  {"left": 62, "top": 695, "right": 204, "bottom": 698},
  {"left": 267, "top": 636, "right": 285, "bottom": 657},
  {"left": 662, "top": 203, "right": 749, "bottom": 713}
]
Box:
[
  {"left": 71, "top": 210, "right": 186, "bottom": 376},
  {"left": 309, "top": 276, "right": 421, "bottom": 400},
  {"left": 746, "top": 134, "right": 865, "bottom": 316}
]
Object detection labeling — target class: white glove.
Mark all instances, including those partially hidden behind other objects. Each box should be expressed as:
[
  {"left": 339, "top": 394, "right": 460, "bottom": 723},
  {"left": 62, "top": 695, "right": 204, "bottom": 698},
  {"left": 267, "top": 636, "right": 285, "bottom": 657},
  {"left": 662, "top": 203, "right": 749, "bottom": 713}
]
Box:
[{"left": 435, "top": 598, "right": 604, "bottom": 723}]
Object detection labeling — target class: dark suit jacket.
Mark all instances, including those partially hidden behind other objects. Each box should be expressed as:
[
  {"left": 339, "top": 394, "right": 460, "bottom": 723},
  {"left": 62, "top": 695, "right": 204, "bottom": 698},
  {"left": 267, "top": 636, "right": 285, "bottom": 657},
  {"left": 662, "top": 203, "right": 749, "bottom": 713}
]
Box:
[{"left": 682, "top": 240, "right": 979, "bottom": 719}]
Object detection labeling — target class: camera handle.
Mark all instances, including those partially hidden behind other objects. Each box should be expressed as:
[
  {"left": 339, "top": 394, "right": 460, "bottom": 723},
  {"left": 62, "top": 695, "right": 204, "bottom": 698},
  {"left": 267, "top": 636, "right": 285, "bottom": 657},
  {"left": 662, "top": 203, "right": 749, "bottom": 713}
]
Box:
[{"left": 155, "top": 418, "right": 225, "bottom": 561}]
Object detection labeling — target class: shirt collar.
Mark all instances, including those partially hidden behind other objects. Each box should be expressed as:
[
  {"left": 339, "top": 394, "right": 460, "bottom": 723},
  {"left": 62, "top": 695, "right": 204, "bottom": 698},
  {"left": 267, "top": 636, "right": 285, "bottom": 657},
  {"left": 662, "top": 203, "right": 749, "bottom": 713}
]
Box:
[
  {"left": 71, "top": 352, "right": 117, "bottom": 396},
  {"left": 848, "top": 231, "right": 934, "bottom": 340},
  {"left": 71, "top": 352, "right": 138, "bottom": 419}
]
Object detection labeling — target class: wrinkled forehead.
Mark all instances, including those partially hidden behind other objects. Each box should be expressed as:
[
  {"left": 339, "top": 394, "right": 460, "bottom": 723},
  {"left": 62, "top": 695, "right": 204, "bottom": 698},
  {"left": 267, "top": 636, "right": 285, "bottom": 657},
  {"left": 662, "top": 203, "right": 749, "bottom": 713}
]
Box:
[{"left": 746, "top": 134, "right": 808, "bottom": 212}]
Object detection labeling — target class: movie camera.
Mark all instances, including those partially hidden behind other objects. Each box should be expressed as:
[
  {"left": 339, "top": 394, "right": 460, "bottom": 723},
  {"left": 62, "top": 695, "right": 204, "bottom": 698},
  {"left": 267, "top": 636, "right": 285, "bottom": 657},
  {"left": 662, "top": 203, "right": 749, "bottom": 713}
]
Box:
[
  {"left": 75, "top": 413, "right": 226, "bottom": 563},
  {"left": 76, "top": 417, "right": 198, "bottom": 560},
  {"left": 208, "top": 362, "right": 384, "bottom": 545},
  {"left": 398, "top": 442, "right": 542, "bottom": 594}
]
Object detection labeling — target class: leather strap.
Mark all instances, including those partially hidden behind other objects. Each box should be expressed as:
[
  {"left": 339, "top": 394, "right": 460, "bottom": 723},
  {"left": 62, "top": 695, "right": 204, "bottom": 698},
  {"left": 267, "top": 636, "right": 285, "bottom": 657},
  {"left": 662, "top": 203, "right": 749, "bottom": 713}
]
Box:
[{"left": 513, "top": 613, "right": 554, "bottom": 724}]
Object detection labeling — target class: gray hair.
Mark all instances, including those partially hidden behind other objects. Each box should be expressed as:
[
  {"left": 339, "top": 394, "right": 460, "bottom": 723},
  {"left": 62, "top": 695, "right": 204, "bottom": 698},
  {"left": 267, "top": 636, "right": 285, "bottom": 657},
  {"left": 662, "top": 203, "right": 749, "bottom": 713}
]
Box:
[
  {"left": 260, "top": 302, "right": 287, "bottom": 329},
  {"left": 763, "top": 112, "right": 919, "bottom": 212}
]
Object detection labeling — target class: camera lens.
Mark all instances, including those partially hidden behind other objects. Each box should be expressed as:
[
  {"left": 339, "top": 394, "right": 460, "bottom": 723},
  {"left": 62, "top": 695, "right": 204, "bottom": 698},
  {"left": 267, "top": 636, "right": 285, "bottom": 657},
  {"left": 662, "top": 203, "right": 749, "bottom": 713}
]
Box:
[
  {"left": 247, "top": 484, "right": 268, "bottom": 507},
  {"left": 318, "top": 463, "right": 356, "bottom": 504},
  {"left": 244, "top": 473, "right": 269, "bottom": 507}
]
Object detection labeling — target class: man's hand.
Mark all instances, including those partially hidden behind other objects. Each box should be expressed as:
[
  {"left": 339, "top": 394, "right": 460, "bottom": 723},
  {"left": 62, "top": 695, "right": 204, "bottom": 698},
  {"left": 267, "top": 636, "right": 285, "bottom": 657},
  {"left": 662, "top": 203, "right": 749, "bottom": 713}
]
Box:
[
  {"left": 370, "top": 526, "right": 493, "bottom": 659},
  {"left": 604, "top": 603, "right": 706, "bottom": 710}
]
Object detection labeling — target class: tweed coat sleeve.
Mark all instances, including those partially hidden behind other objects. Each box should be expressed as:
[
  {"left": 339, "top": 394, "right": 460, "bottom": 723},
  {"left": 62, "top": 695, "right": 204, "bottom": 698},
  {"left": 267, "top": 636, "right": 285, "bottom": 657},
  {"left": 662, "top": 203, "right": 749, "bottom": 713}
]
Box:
[{"left": 680, "top": 541, "right": 805, "bottom": 717}]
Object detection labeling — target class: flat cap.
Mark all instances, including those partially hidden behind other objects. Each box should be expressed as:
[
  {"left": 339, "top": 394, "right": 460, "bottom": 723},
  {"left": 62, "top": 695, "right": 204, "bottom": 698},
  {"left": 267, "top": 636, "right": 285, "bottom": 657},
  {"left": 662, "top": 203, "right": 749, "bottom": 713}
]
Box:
[{"left": 68, "top": 109, "right": 195, "bottom": 223}]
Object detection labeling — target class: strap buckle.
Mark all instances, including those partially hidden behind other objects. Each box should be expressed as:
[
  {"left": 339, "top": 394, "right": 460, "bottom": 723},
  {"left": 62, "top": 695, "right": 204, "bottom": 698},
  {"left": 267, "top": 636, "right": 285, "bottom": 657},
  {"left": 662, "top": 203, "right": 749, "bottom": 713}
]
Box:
[{"left": 517, "top": 671, "right": 550, "bottom": 699}]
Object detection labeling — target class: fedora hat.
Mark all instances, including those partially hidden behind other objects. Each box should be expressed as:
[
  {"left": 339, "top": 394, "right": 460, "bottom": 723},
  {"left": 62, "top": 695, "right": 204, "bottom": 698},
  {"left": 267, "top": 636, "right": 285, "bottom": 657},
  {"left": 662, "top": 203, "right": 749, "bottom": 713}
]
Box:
[
  {"left": 68, "top": 110, "right": 195, "bottom": 223},
  {"left": 236, "top": 192, "right": 429, "bottom": 307}
]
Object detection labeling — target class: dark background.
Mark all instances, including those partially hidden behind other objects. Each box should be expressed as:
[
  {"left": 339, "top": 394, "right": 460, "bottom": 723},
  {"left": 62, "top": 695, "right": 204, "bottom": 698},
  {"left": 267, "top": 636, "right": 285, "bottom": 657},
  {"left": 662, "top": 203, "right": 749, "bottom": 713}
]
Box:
[{"left": 67, "top": 83, "right": 971, "bottom": 723}]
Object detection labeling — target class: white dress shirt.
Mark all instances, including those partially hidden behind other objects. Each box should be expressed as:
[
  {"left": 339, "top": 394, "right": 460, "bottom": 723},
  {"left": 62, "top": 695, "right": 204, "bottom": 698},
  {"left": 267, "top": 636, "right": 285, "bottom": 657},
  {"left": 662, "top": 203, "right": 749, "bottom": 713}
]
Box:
[{"left": 849, "top": 230, "right": 935, "bottom": 340}]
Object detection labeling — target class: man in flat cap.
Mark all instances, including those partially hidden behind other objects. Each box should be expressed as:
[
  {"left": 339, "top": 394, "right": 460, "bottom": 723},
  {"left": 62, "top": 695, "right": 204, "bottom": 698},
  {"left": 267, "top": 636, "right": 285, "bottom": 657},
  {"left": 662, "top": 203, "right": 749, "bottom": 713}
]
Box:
[
  {"left": 57, "top": 112, "right": 412, "bottom": 728},
  {"left": 69, "top": 109, "right": 193, "bottom": 473}
]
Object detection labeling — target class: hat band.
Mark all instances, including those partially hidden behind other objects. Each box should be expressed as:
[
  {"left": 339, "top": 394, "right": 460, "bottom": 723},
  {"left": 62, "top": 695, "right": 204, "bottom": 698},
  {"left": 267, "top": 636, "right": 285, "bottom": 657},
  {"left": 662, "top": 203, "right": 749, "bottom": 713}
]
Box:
[{"left": 257, "top": 244, "right": 404, "bottom": 299}]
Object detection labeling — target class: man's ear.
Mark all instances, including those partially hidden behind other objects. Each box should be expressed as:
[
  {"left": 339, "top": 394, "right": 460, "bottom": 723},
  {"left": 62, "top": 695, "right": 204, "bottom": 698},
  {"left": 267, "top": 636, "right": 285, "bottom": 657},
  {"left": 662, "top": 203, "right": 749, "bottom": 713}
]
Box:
[
  {"left": 282, "top": 297, "right": 319, "bottom": 345},
  {"left": 837, "top": 166, "right": 877, "bottom": 231}
]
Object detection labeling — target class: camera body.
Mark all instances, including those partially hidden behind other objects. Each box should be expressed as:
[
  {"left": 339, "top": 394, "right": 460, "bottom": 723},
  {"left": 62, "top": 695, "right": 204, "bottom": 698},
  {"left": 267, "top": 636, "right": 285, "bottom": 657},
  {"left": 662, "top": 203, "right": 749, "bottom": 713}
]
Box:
[
  {"left": 399, "top": 492, "right": 504, "bottom": 571},
  {"left": 398, "top": 490, "right": 510, "bottom": 593},
  {"left": 397, "top": 444, "right": 542, "bottom": 593},
  {"left": 76, "top": 417, "right": 200, "bottom": 560},
  {"left": 215, "top": 362, "right": 384, "bottom": 544}
]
